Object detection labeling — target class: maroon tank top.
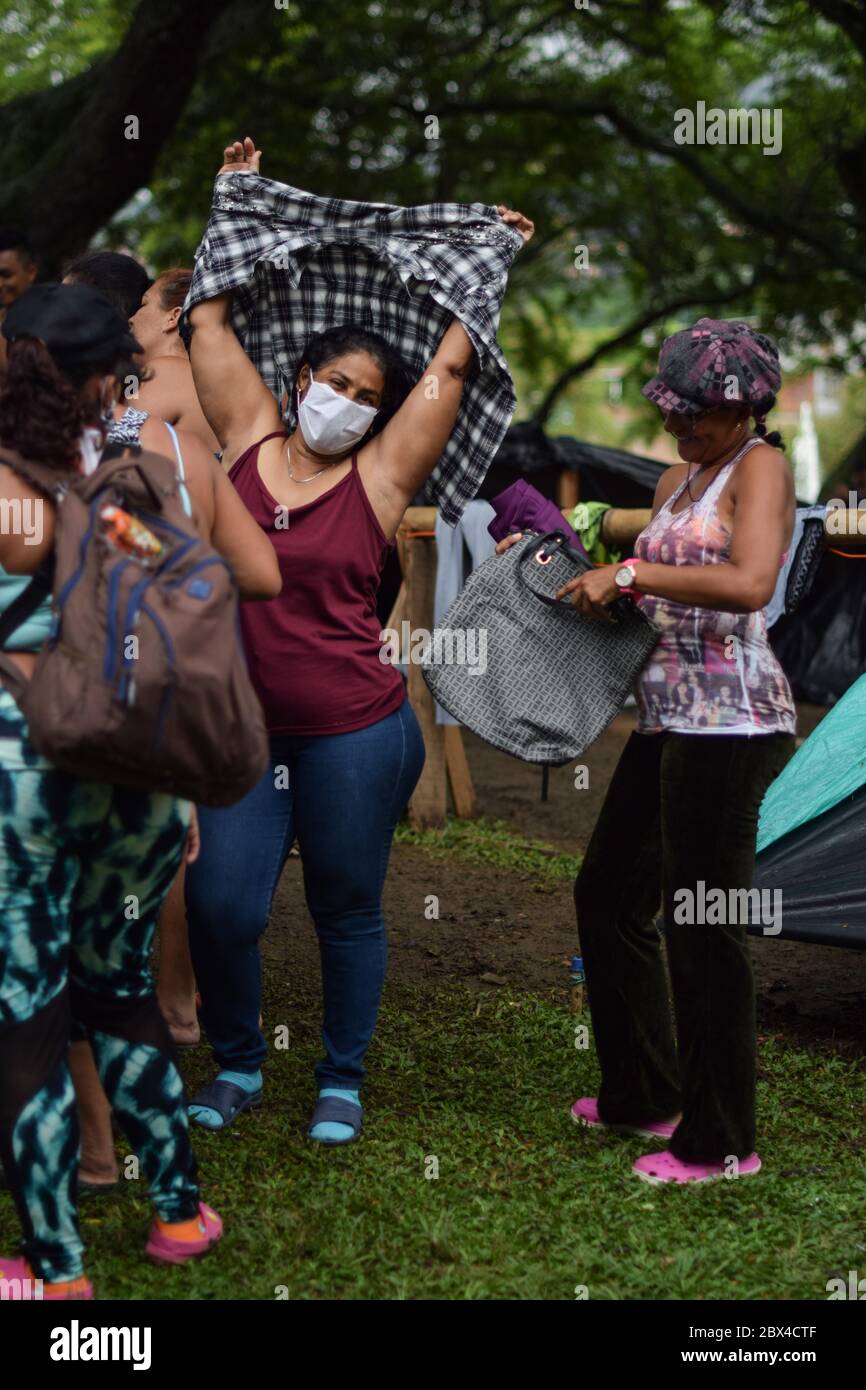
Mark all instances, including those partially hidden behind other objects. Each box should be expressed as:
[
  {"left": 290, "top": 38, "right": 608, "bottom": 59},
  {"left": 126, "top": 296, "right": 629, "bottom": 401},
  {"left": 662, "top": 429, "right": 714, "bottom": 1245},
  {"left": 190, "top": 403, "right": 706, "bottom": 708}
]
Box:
[{"left": 229, "top": 432, "right": 405, "bottom": 735}]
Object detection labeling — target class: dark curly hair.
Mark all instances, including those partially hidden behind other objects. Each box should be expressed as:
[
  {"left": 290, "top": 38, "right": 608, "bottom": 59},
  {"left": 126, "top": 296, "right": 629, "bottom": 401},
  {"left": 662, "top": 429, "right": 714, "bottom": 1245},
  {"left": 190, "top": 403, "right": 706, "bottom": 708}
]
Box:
[
  {"left": 0, "top": 337, "right": 137, "bottom": 473},
  {"left": 63, "top": 250, "right": 151, "bottom": 321},
  {"left": 290, "top": 325, "right": 413, "bottom": 438}
]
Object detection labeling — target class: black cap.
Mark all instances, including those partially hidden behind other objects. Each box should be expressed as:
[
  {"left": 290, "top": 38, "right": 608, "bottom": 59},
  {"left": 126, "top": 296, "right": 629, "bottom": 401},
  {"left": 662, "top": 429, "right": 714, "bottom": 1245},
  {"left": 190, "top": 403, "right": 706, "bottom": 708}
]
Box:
[{"left": 1, "top": 281, "right": 142, "bottom": 368}]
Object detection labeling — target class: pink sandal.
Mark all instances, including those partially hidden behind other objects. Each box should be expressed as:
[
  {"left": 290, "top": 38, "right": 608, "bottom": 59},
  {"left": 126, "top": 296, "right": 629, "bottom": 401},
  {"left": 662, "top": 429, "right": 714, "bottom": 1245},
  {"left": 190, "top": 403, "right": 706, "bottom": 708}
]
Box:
[
  {"left": 145, "top": 1201, "right": 223, "bottom": 1265},
  {"left": 570, "top": 1096, "right": 677, "bottom": 1141},
  {"left": 633, "top": 1150, "right": 762, "bottom": 1184},
  {"left": 0, "top": 1255, "right": 93, "bottom": 1299}
]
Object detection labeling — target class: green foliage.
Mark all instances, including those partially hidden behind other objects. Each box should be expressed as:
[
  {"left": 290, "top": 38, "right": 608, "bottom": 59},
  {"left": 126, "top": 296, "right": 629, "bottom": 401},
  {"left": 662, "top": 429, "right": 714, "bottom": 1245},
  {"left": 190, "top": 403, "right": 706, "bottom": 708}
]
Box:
[
  {"left": 5, "top": 0, "right": 866, "bottom": 461},
  {"left": 395, "top": 815, "right": 583, "bottom": 886},
  {"left": 2, "top": 976, "right": 861, "bottom": 1300},
  {"left": 0, "top": 0, "right": 120, "bottom": 95}
]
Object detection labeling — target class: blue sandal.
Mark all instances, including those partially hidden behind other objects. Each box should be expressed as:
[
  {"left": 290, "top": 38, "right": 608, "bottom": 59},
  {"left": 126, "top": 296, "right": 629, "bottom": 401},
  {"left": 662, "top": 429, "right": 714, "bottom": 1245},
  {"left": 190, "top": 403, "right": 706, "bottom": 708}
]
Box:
[
  {"left": 306, "top": 1094, "right": 363, "bottom": 1146},
  {"left": 188, "top": 1078, "right": 262, "bottom": 1130}
]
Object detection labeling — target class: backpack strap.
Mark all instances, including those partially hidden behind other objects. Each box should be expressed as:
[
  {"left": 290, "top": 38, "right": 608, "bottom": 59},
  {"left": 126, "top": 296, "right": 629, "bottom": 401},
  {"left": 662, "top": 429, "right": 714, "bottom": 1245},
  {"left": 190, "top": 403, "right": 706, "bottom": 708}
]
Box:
[
  {"left": 0, "top": 446, "right": 74, "bottom": 503},
  {"left": 0, "top": 555, "right": 55, "bottom": 702},
  {"left": 0, "top": 450, "right": 64, "bottom": 700},
  {"left": 0, "top": 558, "right": 55, "bottom": 648},
  {"left": 161, "top": 422, "right": 194, "bottom": 519}
]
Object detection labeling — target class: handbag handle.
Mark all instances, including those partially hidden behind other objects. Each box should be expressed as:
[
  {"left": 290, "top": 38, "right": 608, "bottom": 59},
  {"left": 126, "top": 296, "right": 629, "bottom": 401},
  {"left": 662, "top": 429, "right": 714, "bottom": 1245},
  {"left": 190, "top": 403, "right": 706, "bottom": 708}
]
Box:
[
  {"left": 516, "top": 530, "right": 590, "bottom": 608},
  {"left": 516, "top": 529, "right": 633, "bottom": 620}
]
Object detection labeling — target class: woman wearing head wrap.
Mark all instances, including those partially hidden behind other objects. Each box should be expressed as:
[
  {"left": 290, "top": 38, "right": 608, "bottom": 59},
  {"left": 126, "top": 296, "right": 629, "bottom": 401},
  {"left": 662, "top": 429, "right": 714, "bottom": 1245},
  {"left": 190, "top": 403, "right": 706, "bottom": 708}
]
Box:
[{"left": 563, "top": 318, "right": 796, "bottom": 1184}]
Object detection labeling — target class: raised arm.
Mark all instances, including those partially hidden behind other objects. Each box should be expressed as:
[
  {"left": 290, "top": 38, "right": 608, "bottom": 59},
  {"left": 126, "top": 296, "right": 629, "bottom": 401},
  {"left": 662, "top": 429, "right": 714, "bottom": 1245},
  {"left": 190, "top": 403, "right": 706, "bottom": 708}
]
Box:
[
  {"left": 187, "top": 138, "right": 282, "bottom": 465},
  {"left": 360, "top": 317, "right": 476, "bottom": 535},
  {"left": 187, "top": 292, "right": 280, "bottom": 464},
  {"left": 361, "top": 205, "right": 534, "bottom": 538}
]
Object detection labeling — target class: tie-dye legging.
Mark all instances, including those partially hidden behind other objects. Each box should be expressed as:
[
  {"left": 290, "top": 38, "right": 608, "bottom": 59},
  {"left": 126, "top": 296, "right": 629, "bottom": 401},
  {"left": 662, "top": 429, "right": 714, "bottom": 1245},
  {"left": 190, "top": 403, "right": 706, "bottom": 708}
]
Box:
[{"left": 0, "top": 690, "right": 200, "bottom": 1281}]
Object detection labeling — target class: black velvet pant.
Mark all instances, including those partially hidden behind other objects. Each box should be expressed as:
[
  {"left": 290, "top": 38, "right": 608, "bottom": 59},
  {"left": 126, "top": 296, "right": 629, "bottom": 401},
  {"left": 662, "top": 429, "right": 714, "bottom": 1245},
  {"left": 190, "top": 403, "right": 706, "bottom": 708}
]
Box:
[{"left": 575, "top": 730, "right": 794, "bottom": 1163}]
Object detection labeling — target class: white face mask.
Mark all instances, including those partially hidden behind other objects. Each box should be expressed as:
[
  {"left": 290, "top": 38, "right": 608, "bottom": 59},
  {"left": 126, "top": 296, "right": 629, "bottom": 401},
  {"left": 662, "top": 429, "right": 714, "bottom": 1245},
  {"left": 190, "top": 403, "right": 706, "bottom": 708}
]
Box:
[{"left": 297, "top": 371, "right": 379, "bottom": 456}]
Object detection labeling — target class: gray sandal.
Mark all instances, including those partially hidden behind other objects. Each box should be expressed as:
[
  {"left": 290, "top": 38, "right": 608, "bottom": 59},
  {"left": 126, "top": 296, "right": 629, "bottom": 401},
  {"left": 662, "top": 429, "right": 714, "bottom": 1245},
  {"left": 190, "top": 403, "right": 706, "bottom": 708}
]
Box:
[
  {"left": 306, "top": 1095, "right": 363, "bottom": 1145},
  {"left": 188, "top": 1077, "right": 262, "bottom": 1130}
]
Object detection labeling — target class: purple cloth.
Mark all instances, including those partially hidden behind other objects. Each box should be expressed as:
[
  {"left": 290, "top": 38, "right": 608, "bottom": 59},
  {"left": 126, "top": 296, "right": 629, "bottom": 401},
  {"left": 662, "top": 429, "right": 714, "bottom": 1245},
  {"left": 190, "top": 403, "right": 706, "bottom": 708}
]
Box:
[{"left": 486, "top": 478, "right": 587, "bottom": 557}]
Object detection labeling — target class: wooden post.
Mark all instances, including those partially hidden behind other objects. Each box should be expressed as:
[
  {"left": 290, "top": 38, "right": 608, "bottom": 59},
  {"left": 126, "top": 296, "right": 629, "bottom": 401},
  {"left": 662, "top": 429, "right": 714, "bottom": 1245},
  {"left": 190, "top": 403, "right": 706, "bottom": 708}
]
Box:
[
  {"left": 444, "top": 724, "right": 476, "bottom": 819},
  {"left": 402, "top": 512, "right": 447, "bottom": 828},
  {"left": 558, "top": 468, "right": 579, "bottom": 511},
  {"left": 601, "top": 508, "right": 653, "bottom": 548}
]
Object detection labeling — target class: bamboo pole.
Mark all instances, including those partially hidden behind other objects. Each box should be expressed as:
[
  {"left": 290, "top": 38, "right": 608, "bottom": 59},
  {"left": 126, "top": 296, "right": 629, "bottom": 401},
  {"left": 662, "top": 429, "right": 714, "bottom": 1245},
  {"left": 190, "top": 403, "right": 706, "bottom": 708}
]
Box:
[{"left": 402, "top": 512, "right": 447, "bottom": 828}]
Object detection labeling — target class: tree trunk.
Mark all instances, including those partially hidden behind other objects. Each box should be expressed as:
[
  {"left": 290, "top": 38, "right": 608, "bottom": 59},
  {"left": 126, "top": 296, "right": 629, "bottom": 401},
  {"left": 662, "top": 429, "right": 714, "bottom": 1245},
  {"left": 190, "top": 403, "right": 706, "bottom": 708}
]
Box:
[{"left": 0, "top": 0, "right": 234, "bottom": 273}]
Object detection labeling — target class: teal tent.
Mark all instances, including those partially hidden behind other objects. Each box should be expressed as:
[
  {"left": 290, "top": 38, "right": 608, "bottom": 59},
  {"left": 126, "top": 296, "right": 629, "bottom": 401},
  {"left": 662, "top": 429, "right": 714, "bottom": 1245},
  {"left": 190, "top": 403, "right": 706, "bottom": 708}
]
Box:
[{"left": 751, "top": 675, "right": 866, "bottom": 948}]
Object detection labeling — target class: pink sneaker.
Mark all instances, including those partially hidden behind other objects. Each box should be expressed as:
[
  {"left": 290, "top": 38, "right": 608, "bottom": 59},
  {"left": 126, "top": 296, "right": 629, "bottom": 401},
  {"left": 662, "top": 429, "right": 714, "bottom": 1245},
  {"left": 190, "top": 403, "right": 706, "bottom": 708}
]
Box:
[
  {"left": 0, "top": 1255, "right": 93, "bottom": 1299},
  {"left": 145, "top": 1202, "right": 223, "bottom": 1265},
  {"left": 570, "top": 1096, "right": 677, "bottom": 1141},
  {"left": 633, "top": 1150, "right": 762, "bottom": 1185}
]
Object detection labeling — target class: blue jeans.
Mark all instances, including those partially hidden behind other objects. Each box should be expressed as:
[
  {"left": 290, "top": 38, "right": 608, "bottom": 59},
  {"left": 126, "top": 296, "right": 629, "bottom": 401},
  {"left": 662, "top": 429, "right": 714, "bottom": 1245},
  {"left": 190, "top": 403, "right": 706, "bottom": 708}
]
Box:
[{"left": 185, "top": 700, "right": 424, "bottom": 1088}]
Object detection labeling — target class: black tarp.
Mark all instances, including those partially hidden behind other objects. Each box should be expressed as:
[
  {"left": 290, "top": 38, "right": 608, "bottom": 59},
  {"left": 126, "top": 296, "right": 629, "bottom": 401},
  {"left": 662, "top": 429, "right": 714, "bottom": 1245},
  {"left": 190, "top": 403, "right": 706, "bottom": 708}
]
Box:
[
  {"left": 467, "top": 420, "right": 665, "bottom": 509},
  {"left": 751, "top": 786, "right": 866, "bottom": 948},
  {"left": 551, "top": 435, "right": 665, "bottom": 507},
  {"left": 770, "top": 549, "right": 866, "bottom": 705}
]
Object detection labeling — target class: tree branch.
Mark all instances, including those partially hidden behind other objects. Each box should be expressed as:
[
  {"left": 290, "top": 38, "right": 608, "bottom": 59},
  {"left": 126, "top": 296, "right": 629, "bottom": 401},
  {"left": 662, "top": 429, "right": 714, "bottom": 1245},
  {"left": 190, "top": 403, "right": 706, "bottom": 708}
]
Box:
[
  {"left": 532, "top": 277, "right": 764, "bottom": 424},
  {"left": 0, "top": 0, "right": 235, "bottom": 271},
  {"left": 414, "top": 94, "right": 865, "bottom": 280}
]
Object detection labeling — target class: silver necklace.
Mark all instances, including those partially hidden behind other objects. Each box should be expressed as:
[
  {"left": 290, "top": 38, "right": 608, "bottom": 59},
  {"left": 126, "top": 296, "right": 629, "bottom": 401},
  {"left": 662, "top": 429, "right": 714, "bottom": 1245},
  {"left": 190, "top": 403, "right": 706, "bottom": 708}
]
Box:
[{"left": 286, "top": 439, "right": 333, "bottom": 484}]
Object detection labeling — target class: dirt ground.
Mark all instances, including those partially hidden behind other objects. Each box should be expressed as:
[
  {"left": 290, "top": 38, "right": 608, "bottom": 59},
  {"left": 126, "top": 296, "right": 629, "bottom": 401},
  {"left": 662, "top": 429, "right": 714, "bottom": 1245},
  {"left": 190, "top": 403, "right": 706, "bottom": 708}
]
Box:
[{"left": 266, "top": 703, "right": 866, "bottom": 1056}]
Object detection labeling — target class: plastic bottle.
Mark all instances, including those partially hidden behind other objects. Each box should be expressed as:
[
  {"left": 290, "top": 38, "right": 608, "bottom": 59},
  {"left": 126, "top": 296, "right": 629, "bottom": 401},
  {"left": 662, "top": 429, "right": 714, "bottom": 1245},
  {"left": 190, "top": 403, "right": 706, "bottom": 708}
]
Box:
[
  {"left": 570, "top": 954, "right": 585, "bottom": 1011},
  {"left": 100, "top": 505, "right": 163, "bottom": 560}
]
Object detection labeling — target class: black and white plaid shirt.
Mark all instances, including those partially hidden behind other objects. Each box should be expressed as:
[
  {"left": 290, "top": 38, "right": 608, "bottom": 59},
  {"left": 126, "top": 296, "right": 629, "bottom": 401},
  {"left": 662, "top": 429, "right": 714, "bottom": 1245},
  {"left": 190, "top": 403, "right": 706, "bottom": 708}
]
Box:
[{"left": 182, "top": 173, "right": 522, "bottom": 523}]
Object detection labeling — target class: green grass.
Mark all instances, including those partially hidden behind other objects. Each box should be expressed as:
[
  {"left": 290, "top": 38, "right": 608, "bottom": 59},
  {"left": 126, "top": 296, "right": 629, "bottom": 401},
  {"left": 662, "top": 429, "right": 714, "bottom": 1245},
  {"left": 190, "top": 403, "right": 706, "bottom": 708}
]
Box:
[
  {"left": 395, "top": 815, "right": 583, "bottom": 886},
  {"left": 3, "top": 981, "right": 864, "bottom": 1300}
]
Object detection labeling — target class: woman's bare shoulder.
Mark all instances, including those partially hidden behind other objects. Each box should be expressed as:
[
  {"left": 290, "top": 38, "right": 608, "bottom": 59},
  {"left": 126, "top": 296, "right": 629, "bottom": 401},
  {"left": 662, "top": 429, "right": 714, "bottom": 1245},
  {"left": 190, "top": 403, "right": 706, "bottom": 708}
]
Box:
[
  {"left": 732, "top": 443, "right": 794, "bottom": 493},
  {"left": 652, "top": 462, "right": 687, "bottom": 510}
]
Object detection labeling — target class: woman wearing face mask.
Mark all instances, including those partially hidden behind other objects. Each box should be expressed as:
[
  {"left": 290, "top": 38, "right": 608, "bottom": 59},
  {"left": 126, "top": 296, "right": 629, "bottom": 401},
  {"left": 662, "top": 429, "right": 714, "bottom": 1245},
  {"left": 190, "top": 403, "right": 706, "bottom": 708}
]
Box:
[
  {"left": 550, "top": 319, "right": 795, "bottom": 1184},
  {"left": 182, "top": 138, "right": 533, "bottom": 1142},
  {"left": 0, "top": 283, "right": 280, "bottom": 1298}
]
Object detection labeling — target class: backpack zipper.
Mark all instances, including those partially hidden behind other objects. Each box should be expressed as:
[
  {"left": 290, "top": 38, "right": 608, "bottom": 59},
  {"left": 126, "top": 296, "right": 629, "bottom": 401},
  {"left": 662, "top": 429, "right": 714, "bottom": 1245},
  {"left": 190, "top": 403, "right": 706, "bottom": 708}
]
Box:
[
  {"left": 115, "top": 539, "right": 198, "bottom": 696},
  {"left": 104, "top": 557, "right": 133, "bottom": 679},
  {"left": 164, "top": 557, "right": 232, "bottom": 590},
  {"left": 138, "top": 602, "right": 176, "bottom": 754},
  {"left": 53, "top": 495, "right": 102, "bottom": 642},
  {"left": 136, "top": 510, "right": 198, "bottom": 542}
]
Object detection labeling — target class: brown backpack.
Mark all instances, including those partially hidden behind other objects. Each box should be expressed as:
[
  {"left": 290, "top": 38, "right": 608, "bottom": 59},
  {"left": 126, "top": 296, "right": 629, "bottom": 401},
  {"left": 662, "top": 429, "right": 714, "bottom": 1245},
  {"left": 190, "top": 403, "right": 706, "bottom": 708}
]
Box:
[{"left": 0, "top": 442, "right": 269, "bottom": 806}]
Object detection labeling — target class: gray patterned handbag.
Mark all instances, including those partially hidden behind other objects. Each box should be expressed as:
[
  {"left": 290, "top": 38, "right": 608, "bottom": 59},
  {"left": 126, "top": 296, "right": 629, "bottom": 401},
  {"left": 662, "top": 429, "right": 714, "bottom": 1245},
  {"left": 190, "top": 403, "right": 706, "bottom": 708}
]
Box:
[{"left": 422, "top": 530, "right": 660, "bottom": 764}]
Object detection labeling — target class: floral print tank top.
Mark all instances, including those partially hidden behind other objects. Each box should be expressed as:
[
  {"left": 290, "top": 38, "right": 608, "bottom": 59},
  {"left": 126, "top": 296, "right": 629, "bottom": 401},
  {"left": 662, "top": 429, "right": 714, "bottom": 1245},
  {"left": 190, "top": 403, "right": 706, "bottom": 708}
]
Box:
[{"left": 634, "top": 437, "right": 796, "bottom": 736}]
